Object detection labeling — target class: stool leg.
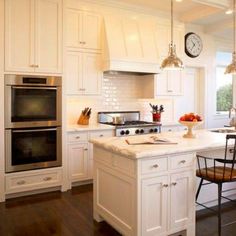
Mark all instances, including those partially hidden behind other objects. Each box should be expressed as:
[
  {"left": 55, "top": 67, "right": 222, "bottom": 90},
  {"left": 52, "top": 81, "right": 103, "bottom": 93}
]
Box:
[
  {"left": 196, "top": 178, "right": 203, "bottom": 201},
  {"left": 218, "top": 183, "right": 222, "bottom": 236}
]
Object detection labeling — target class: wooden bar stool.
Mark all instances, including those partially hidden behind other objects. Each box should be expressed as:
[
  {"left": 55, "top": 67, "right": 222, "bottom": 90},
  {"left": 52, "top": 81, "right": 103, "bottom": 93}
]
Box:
[{"left": 196, "top": 134, "right": 236, "bottom": 236}]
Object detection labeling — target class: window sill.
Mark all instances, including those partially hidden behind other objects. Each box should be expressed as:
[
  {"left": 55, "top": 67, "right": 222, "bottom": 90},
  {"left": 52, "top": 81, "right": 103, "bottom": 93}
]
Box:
[{"left": 213, "top": 113, "right": 229, "bottom": 120}]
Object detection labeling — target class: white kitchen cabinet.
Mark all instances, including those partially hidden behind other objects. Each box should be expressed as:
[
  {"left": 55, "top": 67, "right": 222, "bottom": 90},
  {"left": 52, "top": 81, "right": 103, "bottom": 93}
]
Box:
[
  {"left": 68, "top": 143, "right": 89, "bottom": 181},
  {"left": 170, "top": 171, "right": 194, "bottom": 230},
  {"left": 141, "top": 175, "right": 168, "bottom": 235},
  {"left": 5, "top": 167, "right": 62, "bottom": 194},
  {"left": 67, "top": 130, "right": 114, "bottom": 183},
  {"left": 66, "top": 51, "right": 102, "bottom": 95},
  {"left": 66, "top": 9, "right": 102, "bottom": 51},
  {"left": 156, "top": 70, "right": 183, "bottom": 96},
  {"left": 155, "top": 23, "right": 184, "bottom": 60},
  {"left": 93, "top": 148, "right": 196, "bottom": 236},
  {"left": 5, "top": 0, "right": 62, "bottom": 74}
]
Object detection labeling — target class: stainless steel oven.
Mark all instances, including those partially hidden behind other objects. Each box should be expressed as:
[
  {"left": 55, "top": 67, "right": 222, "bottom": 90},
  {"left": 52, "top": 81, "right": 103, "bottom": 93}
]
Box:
[
  {"left": 5, "top": 127, "right": 62, "bottom": 173},
  {"left": 5, "top": 75, "right": 62, "bottom": 128}
]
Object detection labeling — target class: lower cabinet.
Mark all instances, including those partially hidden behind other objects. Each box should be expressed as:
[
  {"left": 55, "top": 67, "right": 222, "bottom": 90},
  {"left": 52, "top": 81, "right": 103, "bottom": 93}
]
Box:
[
  {"left": 68, "top": 143, "right": 89, "bottom": 181},
  {"left": 5, "top": 167, "right": 62, "bottom": 194},
  {"left": 67, "top": 129, "right": 114, "bottom": 184},
  {"left": 141, "top": 170, "right": 194, "bottom": 235}
]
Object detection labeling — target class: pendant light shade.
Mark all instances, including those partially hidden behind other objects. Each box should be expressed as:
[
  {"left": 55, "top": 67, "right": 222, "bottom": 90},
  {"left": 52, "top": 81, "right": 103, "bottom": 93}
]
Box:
[
  {"left": 225, "top": 0, "right": 236, "bottom": 74},
  {"left": 160, "top": 0, "right": 184, "bottom": 70}
]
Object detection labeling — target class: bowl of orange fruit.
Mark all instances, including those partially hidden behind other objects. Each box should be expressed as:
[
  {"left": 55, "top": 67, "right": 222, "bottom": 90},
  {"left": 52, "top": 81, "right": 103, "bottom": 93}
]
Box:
[{"left": 179, "top": 113, "right": 203, "bottom": 138}]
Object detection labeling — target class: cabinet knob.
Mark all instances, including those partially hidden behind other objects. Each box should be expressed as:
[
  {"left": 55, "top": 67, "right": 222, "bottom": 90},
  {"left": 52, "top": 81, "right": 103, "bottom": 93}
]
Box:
[
  {"left": 99, "top": 134, "right": 104, "bottom": 137},
  {"left": 167, "top": 90, "right": 173, "bottom": 92},
  {"left": 34, "top": 64, "right": 39, "bottom": 68},
  {"left": 152, "top": 164, "right": 159, "bottom": 168},
  {"left": 43, "top": 177, "right": 52, "bottom": 181},
  {"left": 172, "top": 182, "right": 177, "bottom": 186},
  {"left": 84, "top": 148, "right": 88, "bottom": 151},
  {"left": 179, "top": 160, "right": 186, "bottom": 164},
  {"left": 17, "top": 180, "right": 26, "bottom": 185},
  {"left": 168, "top": 129, "right": 172, "bottom": 132},
  {"left": 76, "top": 136, "right": 80, "bottom": 139},
  {"left": 162, "top": 184, "right": 168, "bottom": 188}
]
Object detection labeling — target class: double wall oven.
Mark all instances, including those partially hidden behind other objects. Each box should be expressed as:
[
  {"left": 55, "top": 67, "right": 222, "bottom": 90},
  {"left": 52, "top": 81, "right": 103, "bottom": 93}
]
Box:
[{"left": 5, "top": 75, "right": 62, "bottom": 173}]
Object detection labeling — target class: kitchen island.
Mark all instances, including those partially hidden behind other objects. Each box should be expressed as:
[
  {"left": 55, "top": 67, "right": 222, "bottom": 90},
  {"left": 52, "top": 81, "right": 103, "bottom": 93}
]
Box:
[{"left": 90, "top": 130, "right": 231, "bottom": 236}]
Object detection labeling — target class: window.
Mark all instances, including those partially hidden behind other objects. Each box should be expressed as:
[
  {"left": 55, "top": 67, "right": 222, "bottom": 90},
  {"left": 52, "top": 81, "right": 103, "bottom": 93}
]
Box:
[{"left": 216, "top": 52, "right": 233, "bottom": 114}]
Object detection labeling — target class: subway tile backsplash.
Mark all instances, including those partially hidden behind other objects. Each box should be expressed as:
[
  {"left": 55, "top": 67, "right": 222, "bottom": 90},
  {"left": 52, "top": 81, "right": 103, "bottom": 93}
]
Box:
[{"left": 67, "top": 74, "right": 174, "bottom": 125}]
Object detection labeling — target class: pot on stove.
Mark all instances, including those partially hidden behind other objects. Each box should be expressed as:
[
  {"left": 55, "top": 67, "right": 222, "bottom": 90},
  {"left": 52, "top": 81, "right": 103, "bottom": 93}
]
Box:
[{"left": 112, "top": 116, "right": 126, "bottom": 125}]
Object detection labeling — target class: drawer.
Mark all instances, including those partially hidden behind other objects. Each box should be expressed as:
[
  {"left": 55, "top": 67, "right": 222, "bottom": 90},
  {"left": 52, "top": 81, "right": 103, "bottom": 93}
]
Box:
[
  {"left": 141, "top": 157, "right": 168, "bottom": 175},
  {"left": 68, "top": 132, "right": 88, "bottom": 143},
  {"left": 89, "top": 130, "right": 114, "bottom": 139},
  {"left": 5, "top": 169, "right": 62, "bottom": 194},
  {"left": 170, "top": 153, "right": 195, "bottom": 170}
]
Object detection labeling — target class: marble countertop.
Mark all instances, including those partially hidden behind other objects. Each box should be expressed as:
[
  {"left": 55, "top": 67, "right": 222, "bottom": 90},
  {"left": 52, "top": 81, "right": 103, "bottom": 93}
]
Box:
[
  {"left": 90, "top": 129, "right": 231, "bottom": 159},
  {"left": 67, "top": 123, "right": 115, "bottom": 132}
]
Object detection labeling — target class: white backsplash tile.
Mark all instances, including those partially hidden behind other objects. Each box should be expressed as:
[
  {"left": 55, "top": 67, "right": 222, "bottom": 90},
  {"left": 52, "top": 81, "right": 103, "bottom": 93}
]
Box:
[{"left": 66, "top": 74, "right": 174, "bottom": 125}]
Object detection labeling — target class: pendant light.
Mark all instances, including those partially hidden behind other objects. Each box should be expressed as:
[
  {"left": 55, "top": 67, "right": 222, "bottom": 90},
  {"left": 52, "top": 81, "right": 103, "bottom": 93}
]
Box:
[
  {"left": 225, "top": 0, "right": 236, "bottom": 74},
  {"left": 160, "top": 0, "right": 184, "bottom": 70}
]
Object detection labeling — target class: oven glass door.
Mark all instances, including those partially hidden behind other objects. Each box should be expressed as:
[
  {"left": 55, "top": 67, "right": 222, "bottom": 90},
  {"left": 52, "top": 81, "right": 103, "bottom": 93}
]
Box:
[
  {"left": 6, "top": 127, "right": 62, "bottom": 172},
  {"left": 11, "top": 87, "right": 57, "bottom": 122}
]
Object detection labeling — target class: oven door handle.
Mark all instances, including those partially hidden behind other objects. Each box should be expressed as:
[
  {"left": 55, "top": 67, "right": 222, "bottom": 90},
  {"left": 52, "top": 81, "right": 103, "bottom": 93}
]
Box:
[
  {"left": 12, "top": 86, "right": 57, "bottom": 90},
  {"left": 12, "top": 128, "right": 57, "bottom": 133}
]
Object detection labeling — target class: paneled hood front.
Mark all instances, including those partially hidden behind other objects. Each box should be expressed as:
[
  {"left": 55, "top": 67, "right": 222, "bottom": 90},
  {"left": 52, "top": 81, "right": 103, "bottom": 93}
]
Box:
[{"left": 102, "top": 14, "right": 160, "bottom": 75}]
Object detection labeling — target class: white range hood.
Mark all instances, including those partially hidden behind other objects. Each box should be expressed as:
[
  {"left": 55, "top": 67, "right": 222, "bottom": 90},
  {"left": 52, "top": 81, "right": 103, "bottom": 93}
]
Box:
[{"left": 102, "top": 14, "right": 160, "bottom": 74}]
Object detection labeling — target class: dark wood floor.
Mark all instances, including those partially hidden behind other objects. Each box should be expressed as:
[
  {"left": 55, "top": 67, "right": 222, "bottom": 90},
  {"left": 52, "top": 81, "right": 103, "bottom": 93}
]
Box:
[{"left": 0, "top": 184, "right": 236, "bottom": 236}]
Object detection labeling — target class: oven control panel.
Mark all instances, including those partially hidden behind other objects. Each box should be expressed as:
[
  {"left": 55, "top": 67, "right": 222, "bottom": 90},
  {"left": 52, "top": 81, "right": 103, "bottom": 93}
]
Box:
[{"left": 116, "top": 126, "right": 161, "bottom": 137}]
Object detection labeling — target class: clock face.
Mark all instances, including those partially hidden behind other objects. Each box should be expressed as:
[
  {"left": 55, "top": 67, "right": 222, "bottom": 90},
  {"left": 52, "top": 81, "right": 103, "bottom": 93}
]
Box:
[{"left": 185, "top": 33, "right": 203, "bottom": 58}]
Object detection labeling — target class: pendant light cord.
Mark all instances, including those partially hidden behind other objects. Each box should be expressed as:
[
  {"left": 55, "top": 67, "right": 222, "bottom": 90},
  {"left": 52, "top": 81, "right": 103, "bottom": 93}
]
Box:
[
  {"left": 171, "top": 0, "right": 173, "bottom": 46},
  {"left": 234, "top": 0, "right": 235, "bottom": 54}
]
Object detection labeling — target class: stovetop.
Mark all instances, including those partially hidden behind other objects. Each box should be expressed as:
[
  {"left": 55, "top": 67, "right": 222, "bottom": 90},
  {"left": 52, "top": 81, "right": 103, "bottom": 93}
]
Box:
[{"left": 98, "top": 111, "right": 162, "bottom": 136}]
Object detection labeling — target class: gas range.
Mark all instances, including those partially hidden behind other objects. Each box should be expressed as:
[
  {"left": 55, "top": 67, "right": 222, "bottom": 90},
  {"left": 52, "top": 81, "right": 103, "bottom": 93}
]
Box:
[{"left": 98, "top": 111, "right": 161, "bottom": 137}]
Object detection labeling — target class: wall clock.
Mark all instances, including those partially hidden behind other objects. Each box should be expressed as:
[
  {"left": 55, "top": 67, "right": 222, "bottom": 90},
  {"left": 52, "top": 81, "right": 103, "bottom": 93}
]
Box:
[{"left": 185, "top": 32, "right": 203, "bottom": 58}]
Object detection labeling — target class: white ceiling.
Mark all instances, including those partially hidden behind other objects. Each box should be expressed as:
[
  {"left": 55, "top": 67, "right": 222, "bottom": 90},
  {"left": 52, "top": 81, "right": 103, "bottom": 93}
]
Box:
[{"left": 118, "top": 0, "right": 233, "bottom": 38}]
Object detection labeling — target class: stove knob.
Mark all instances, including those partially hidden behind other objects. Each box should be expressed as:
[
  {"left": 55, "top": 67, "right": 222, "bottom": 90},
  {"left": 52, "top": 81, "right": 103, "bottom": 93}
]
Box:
[
  {"left": 120, "top": 130, "right": 125, "bottom": 135},
  {"left": 140, "top": 129, "right": 144, "bottom": 134},
  {"left": 150, "top": 129, "right": 154, "bottom": 133},
  {"left": 135, "top": 129, "right": 140, "bottom": 134},
  {"left": 154, "top": 128, "right": 158, "bottom": 133},
  {"left": 125, "top": 130, "right": 130, "bottom": 135}
]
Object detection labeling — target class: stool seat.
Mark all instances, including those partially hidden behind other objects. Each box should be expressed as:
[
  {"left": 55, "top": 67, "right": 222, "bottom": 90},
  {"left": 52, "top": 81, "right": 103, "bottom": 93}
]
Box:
[{"left": 197, "top": 166, "right": 236, "bottom": 182}]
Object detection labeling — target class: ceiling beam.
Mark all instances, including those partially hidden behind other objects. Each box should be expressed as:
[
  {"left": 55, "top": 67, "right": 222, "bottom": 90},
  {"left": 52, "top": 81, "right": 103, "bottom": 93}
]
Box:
[
  {"left": 204, "top": 19, "right": 232, "bottom": 34},
  {"left": 180, "top": 5, "right": 221, "bottom": 23}
]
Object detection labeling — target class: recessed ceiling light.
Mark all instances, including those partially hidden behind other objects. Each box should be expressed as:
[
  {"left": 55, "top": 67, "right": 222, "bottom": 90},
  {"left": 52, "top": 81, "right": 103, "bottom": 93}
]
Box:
[
  {"left": 226, "top": 9, "right": 233, "bottom": 14},
  {"left": 175, "top": 0, "right": 183, "bottom": 2}
]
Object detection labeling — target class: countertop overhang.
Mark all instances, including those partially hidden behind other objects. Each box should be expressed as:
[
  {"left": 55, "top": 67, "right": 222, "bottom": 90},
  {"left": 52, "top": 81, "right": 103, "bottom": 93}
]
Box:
[{"left": 90, "top": 129, "right": 232, "bottom": 159}]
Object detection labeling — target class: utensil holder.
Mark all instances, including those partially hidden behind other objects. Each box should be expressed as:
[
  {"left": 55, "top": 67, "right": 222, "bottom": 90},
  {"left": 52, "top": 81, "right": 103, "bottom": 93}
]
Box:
[
  {"left": 152, "top": 113, "right": 161, "bottom": 122},
  {"left": 77, "top": 113, "right": 89, "bottom": 125}
]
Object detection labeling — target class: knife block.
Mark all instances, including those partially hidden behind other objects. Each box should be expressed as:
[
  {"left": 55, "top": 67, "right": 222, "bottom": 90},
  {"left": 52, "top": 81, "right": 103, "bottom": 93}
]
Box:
[{"left": 77, "top": 113, "right": 90, "bottom": 125}]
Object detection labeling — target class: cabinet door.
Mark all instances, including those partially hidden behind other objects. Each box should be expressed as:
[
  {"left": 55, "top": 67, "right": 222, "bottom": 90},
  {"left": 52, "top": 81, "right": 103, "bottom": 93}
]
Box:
[
  {"left": 35, "top": 0, "right": 62, "bottom": 73},
  {"left": 83, "top": 53, "right": 102, "bottom": 95},
  {"left": 68, "top": 143, "right": 89, "bottom": 181},
  {"left": 83, "top": 12, "right": 101, "bottom": 50},
  {"left": 170, "top": 170, "right": 195, "bottom": 230},
  {"left": 65, "top": 51, "right": 83, "bottom": 94},
  {"left": 66, "top": 9, "right": 83, "bottom": 48},
  {"left": 156, "top": 71, "right": 183, "bottom": 96},
  {"left": 5, "top": 0, "right": 34, "bottom": 72},
  {"left": 141, "top": 175, "right": 168, "bottom": 236}
]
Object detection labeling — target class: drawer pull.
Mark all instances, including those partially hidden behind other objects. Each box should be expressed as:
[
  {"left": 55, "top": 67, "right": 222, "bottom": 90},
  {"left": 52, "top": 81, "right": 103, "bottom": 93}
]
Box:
[
  {"left": 179, "top": 160, "right": 186, "bottom": 164},
  {"left": 172, "top": 182, "right": 177, "bottom": 186},
  {"left": 152, "top": 164, "right": 159, "bottom": 168},
  {"left": 76, "top": 136, "right": 80, "bottom": 139},
  {"left": 168, "top": 129, "right": 172, "bottom": 132},
  {"left": 99, "top": 134, "right": 104, "bottom": 137},
  {"left": 17, "top": 180, "right": 26, "bottom": 185},
  {"left": 84, "top": 148, "right": 88, "bottom": 151},
  {"left": 162, "top": 184, "right": 169, "bottom": 188},
  {"left": 167, "top": 90, "right": 173, "bottom": 92},
  {"left": 43, "top": 177, "right": 52, "bottom": 181}
]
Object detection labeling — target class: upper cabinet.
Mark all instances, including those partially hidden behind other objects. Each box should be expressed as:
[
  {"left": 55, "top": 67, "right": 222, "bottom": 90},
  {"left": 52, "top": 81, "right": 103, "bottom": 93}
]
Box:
[
  {"left": 156, "top": 70, "right": 184, "bottom": 96},
  {"left": 5, "top": 0, "right": 62, "bottom": 74},
  {"left": 66, "top": 9, "right": 102, "bottom": 51},
  {"left": 155, "top": 22, "right": 185, "bottom": 62}
]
